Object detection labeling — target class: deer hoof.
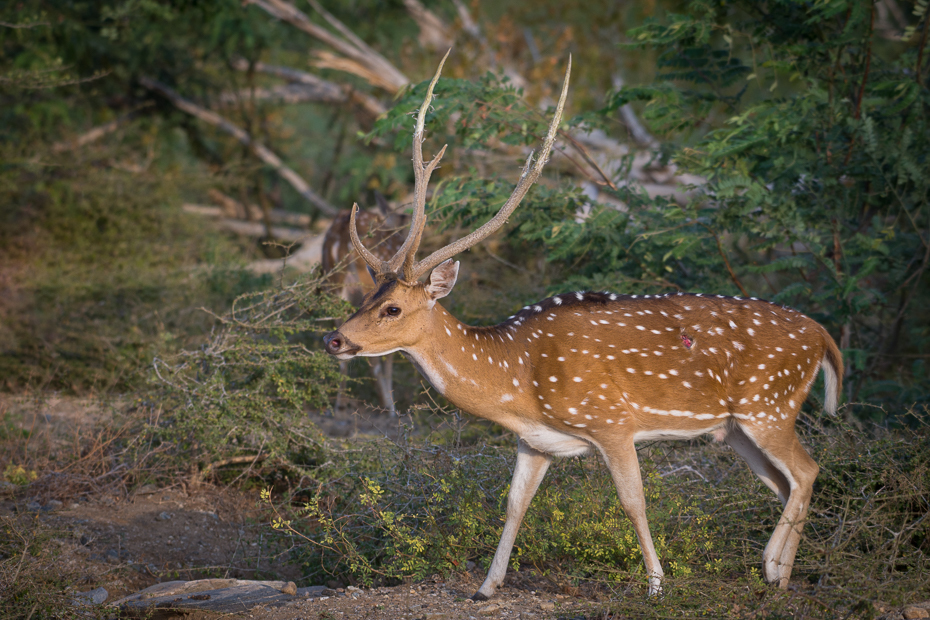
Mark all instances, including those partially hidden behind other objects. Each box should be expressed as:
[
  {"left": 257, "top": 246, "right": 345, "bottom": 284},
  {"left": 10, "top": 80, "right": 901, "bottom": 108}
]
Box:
[{"left": 471, "top": 592, "right": 490, "bottom": 602}]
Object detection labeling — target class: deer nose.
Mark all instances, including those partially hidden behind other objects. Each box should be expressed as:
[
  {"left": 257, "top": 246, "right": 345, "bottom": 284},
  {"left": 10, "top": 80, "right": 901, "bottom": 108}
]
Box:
[{"left": 323, "top": 331, "right": 344, "bottom": 355}]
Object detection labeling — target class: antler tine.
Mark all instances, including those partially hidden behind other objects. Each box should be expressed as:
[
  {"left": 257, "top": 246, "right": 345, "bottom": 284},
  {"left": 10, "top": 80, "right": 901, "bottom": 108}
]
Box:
[
  {"left": 348, "top": 202, "right": 387, "bottom": 273},
  {"left": 411, "top": 55, "right": 571, "bottom": 281},
  {"left": 385, "top": 49, "right": 451, "bottom": 279}
]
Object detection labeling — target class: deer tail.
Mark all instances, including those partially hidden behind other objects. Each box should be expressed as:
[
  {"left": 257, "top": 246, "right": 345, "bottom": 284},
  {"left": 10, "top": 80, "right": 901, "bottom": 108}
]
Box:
[{"left": 821, "top": 329, "right": 844, "bottom": 415}]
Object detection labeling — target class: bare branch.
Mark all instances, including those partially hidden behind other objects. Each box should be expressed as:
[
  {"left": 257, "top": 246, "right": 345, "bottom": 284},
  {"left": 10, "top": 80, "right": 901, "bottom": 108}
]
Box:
[
  {"left": 181, "top": 207, "right": 309, "bottom": 243},
  {"left": 245, "top": 0, "right": 408, "bottom": 92},
  {"left": 229, "top": 59, "right": 387, "bottom": 118},
  {"left": 403, "top": 0, "right": 452, "bottom": 51},
  {"left": 141, "top": 76, "right": 337, "bottom": 216},
  {"left": 50, "top": 103, "right": 154, "bottom": 153},
  {"left": 611, "top": 73, "right": 657, "bottom": 148},
  {"left": 0, "top": 19, "right": 51, "bottom": 29},
  {"left": 215, "top": 83, "right": 340, "bottom": 106}
]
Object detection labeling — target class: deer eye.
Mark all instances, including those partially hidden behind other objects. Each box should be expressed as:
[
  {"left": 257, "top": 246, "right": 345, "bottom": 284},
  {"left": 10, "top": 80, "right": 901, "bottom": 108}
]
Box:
[{"left": 385, "top": 306, "right": 402, "bottom": 317}]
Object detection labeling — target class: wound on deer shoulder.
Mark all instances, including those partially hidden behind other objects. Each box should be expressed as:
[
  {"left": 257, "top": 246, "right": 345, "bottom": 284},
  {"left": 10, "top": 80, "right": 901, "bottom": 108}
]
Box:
[{"left": 681, "top": 333, "right": 694, "bottom": 349}]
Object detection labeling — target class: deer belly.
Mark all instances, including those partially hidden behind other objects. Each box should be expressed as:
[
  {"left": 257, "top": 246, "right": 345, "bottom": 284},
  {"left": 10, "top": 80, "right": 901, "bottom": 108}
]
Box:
[{"left": 519, "top": 422, "right": 593, "bottom": 457}]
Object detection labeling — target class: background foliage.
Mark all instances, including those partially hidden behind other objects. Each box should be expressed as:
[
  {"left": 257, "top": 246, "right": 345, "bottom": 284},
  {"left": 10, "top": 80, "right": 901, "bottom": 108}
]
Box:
[{"left": 2, "top": 0, "right": 929, "bottom": 616}]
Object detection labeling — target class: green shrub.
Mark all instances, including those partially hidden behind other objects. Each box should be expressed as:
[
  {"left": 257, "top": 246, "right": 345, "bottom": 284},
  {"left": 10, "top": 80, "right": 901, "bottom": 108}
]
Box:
[
  {"left": 371, "top": 0, "right": 930, "bottom": 420},
  {"left": 258, "top": 416, "right": 928, "bottom": 616},
  {"left": 148, "top": 268, "right": 347, "bottom": 475}
]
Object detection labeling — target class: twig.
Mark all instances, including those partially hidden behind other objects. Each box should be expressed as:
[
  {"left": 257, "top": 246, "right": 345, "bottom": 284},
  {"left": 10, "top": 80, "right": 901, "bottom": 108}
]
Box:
[
  {"left": 701, "top": 224, "right": 749, "bottom": 297},
  {"left": 557, "top": 129, "right": 618, "bottom": 190},
  {"left": 49, "top": 103, "right": 155, "bottom": 153},
  {"left": 0, "top": 20, "right": 50, "bottom": 28},
  {"left": 916, "top": 5, "right": 930, "bottom": 87},
  {"left": 141, "top": 76, "right": 337, "bottom": 216},
  {"left": 844, "top": 1, "right": 875, "bottom": 167},
  {"left": 611, "top": 73, "right": 658, "bottom": 148},
  {"left": 483, "top": 245, "right": 526, "bottom": 273}
]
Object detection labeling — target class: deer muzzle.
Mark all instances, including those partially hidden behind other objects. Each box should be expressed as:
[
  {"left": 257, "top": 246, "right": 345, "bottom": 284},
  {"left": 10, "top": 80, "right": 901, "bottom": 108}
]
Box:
[{"left": 323, "top": 331, "right": 361, "bottom": 359}]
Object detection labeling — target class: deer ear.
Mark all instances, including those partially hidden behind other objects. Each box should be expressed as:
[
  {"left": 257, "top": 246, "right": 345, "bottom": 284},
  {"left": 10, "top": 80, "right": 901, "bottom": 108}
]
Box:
[{"left": 425, "top": 260, "right": 459, "bottom": 304}]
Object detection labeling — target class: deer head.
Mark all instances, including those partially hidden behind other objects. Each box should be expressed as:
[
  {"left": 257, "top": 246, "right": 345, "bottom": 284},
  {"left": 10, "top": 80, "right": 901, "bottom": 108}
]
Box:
[{"left": 324, "top": 51, "right": 570, "bottom": 360}]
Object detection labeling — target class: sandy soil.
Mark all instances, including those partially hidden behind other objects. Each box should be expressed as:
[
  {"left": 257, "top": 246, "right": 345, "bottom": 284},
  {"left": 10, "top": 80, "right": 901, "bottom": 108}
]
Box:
[
  {"left": 244, "top": 580, "right": 599, "bottom": 620},
  {"left": 3, "top": 395, "right": 602, "bottom": 618},
  {"left": 7, "top": 485, "right": 602, "bottom": 619}
]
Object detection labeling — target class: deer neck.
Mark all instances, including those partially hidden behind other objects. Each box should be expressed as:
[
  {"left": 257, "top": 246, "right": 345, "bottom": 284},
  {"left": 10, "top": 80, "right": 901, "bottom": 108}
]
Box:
[{"left": 402, "top": 303, "right": 530, "bottom": 424}]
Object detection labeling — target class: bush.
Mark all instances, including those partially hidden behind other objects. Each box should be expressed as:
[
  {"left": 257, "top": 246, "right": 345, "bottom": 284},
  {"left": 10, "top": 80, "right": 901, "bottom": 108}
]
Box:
[
  {"left": 260, "top": 415, "right": 929, "bottom": 616},
  {"left": 371, "top": 0, "right": 930, "bottom": 420},
  {"left": 148, "top": 268, "right": 347, "bottom": 476}
]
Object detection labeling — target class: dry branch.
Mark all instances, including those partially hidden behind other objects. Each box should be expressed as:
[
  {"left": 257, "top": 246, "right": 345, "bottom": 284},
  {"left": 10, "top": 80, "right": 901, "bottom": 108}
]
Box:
[
  {"left": 244, "top": 0, "right": 408, "bottom": 92},
  {"left": 50, "top": 103, "right": 154, "bottom": 153},
  {"left": 193, "top": 190, "right": 312, "bottom": 227},
  {"left": 230, "top": 59, "right": 386, "bottom": 117},
  {"left": 141, "top": 76, "right": 337, "bottom": 216},
  {"left": 216, "top": 83, "right": 344, "bottom": 107},
  {"left": 182, "top": 206, "right": 309, "bottom": 243},
  {"left": 611, "top": 73, "right": 658, "bottom": 148},
  {"left": 403, "top": 0, "right": 452, "bottom": 51}
]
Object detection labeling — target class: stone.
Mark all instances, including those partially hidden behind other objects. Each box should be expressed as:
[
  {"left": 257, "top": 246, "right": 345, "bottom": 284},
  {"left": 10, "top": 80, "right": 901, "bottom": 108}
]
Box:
[
  {"left": 44, "top": 499, "right": 63, "bottom": 511},
  {"left": 540, "top": 602, "right": 555, "bottom": 611},
  {"left": 904, "top": 607, "right": 930, "bottom": 620},
  {"left": 26, "top": 501, "right": 42, "bottom": 512},
  {"left": 297, "top": 586, "right": 328, "bottom": 598},
  {"left": 135, "top": 483, "right": 159, "bottom": 495},
  {"left": 105, "top": 548, "right": 131, "bottom": 563},
  {"left": 279, "top": 582, "right": 297, "bottom": 596},
  {"left": 155, "top": 511, "right": 172, "bottom": 521},
  {"left": 72, "top": 587, "right": 108, "bottom": 606},
  {"left": 478, "top": 603, "right": 501, "bottom": 615}
]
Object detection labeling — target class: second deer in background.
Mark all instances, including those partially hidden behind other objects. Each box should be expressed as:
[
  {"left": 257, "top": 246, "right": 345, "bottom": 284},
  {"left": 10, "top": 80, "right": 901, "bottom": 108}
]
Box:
[{"left": 322, "top": 194, "right": 409, "bottom": 415}]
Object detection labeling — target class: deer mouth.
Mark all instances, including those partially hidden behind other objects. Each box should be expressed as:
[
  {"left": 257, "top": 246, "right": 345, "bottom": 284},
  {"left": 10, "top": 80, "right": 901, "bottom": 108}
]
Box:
[{"left": 323, "top": 331, "right": 362, "bottom": 359}]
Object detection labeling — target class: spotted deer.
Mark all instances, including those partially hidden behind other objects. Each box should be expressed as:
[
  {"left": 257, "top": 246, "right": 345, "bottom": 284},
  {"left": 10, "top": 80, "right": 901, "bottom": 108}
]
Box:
[
  {"left": 323, "top": 53, "right": 843, "bottom": 600},
  {"left": 322, "top": 193, "right": 408, "bottom": 415}
]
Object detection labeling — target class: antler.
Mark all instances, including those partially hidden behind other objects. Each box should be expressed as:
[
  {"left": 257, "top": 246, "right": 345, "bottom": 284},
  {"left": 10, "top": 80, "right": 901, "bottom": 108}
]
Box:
[
  {"left": 393, "top": 49, "right": 449, "bottom": 280},
  {"left": 410, "top": 55, "right": 571, "bottom": 281},
  {"left": 348, "top": 49, "right": 450, "bottom": 279},
  {"left": 348, "top": 51, "right": 571, "bottom": 283}
]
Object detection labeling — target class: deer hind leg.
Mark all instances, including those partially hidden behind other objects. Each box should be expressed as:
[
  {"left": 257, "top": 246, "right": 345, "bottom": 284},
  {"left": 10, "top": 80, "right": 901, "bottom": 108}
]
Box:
[
  {"left": 599, "top": 439, "right": 664, "bottom": 596},
  {"left": 726, "top": 424, "right": 818, "bottom": 587},
  {"left": 333, "top": 361, "right": 350, "bottom": 414},
  {"left": 474, "top": 439, "right": 551, "bottom": 601},
  {"left": 369, "top": 354, "right": 395, "bottom": 416}
]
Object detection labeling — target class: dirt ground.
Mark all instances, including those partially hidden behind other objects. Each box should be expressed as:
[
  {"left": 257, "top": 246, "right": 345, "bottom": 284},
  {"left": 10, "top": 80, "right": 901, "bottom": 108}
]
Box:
[
  {"left": 6, "top": 485, "right": 605, "bottom": 619},
  {"left": 3, "top": 395, "right": 603, "bottom": 619},
  {"left": 243, "top": 581, "right": 600, "bottom": 620}
]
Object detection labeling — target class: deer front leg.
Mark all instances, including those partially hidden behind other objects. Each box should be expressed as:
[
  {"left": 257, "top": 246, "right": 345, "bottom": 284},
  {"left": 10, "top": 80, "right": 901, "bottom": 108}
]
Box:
[
  {"left": 473, "top": 439, "right": 551, "bottom": 601},
  {"left": 369, "top": 354, "right": 396, "bottom": 416},
  {"left": 599, "top": 439, "right": 664, "bottom": 596}
]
